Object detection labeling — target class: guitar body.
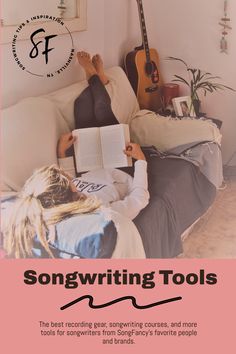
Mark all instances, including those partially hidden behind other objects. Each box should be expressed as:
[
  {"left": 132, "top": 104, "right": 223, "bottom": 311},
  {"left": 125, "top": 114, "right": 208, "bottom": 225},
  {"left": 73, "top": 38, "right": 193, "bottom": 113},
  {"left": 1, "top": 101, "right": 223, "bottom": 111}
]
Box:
[
  {"left": 125, "top": 0, "right": 163, "bottom": 112},
  {"left": 125, "top": 48, "right": 163, "bottom": 112}
]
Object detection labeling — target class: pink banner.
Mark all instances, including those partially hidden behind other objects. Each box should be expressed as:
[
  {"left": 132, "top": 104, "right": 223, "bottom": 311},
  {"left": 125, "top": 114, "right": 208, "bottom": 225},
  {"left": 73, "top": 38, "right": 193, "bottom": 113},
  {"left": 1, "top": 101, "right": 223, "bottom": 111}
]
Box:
[{"left": 0, "top": 259, "right": 235, "bottom": 353}]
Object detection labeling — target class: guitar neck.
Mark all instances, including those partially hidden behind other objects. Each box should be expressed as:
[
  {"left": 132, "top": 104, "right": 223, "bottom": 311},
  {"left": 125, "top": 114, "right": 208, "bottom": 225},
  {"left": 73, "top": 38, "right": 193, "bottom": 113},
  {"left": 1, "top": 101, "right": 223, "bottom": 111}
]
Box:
[{"left": 136, "top": 0, "right": 151, "bottom": 62}]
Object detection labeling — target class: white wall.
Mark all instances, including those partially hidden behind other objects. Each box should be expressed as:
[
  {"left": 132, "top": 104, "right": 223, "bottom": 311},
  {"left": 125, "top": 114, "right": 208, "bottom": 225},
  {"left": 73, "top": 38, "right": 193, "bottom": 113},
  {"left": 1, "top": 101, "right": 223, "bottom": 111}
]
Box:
[
  {"left": 102, "top": 0, "right": 236, "bottom": 165},
  {"left": 1, "top": 0, "right": 236, "bottom": 165},
  {"left": 143, "top": 0, "right": 236, "bottom": 166}
]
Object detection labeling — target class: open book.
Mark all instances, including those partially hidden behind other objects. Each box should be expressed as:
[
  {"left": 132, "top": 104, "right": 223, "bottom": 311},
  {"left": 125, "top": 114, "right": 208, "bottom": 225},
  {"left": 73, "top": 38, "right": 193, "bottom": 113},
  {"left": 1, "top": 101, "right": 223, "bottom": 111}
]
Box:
[{"left": 72, "top": 124, "right": 132, "bottom": 172}]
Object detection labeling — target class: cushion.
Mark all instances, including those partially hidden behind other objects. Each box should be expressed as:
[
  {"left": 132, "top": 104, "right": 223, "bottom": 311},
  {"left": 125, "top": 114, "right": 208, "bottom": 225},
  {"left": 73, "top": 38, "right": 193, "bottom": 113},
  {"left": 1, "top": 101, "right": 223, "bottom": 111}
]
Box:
[
  {"left": 130, "top": 111, "right": 222, "bottom": 152},
  {"left": 44, "top": 66, "right": 140, "bottom": 129},
  {"left": 1, "top": 97, "right": 70, "bottom": 191},
  {"left": 106, "top": 67, "right": 140, "bottom": 124},
  {"left": 43, "top": 81, "right": 88, "bottom": 131},
  {"left": 1, "top": 197, "right": 117, "bottom": 259}
]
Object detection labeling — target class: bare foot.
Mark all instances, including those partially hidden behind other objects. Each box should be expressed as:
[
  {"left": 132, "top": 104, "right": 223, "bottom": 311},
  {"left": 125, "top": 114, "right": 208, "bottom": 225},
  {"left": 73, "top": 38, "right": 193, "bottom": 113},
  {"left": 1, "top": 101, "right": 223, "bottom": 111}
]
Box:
[
  {"left": 77, "top": 51, "right": 97, "bottom": 80},
  {"left": 92, "top": 54, "right": 109, "bottom": 85}
]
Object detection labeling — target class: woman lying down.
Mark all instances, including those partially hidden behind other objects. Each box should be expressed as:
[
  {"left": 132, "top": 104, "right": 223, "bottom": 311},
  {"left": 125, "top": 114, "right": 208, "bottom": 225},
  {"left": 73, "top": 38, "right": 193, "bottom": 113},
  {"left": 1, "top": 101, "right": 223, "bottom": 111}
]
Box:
[
  {"left": 3, "top": 52, "right": 149, "bottom": 258},
  {"left": 3, "top": 142, "right": 149, "bottom": 259}
]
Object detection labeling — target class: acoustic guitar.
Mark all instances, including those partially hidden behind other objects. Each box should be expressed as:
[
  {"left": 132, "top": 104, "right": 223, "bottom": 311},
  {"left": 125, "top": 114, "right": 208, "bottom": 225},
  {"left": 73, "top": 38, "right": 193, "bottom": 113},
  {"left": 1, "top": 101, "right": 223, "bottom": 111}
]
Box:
[{"left": 125, "top": 0, "right": 163, "bottom": 111}]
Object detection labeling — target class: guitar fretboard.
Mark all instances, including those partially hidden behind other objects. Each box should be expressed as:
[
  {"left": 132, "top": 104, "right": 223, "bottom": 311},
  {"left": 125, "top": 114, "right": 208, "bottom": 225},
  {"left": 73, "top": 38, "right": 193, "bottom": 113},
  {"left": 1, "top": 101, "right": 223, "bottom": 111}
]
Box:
[{"left": 136, "top": 0, "right": 151, "bottom": 62}]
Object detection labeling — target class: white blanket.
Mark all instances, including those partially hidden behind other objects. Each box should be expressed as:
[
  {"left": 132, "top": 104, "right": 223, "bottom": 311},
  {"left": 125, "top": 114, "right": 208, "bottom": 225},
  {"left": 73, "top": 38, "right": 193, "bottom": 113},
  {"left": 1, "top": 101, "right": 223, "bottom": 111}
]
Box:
[{"left": 106, "top": 209, "right": 146, "bottom": 259}]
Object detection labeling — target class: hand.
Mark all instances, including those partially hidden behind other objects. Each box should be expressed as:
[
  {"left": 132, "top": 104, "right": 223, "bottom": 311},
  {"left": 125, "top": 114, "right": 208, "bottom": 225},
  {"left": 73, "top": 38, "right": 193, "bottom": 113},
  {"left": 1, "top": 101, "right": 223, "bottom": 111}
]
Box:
[
  {"left": 57, "top": 133, "right": 75, "bottom": 158},
  {"left": 124, "top": 143, "right": 146, "bottom": 161}
]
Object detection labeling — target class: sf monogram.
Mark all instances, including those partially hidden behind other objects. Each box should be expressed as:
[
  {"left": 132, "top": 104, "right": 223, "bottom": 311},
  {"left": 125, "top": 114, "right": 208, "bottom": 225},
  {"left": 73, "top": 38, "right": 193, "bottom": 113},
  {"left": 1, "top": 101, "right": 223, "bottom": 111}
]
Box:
[{"left": 29, "top": 28, "right": 58, "bottom": 64}]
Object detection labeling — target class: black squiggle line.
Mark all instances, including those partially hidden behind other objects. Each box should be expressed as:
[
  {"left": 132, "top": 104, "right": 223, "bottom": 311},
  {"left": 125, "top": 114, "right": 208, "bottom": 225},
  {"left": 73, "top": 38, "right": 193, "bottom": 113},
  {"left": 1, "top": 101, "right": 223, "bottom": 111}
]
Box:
[{"left": 60, "top": 295, "right": 182, "bottom": 311}]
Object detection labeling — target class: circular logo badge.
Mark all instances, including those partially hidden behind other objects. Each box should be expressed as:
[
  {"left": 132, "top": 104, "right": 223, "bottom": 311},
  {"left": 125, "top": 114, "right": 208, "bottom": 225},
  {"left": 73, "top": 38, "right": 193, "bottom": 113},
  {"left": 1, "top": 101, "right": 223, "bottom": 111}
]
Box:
[{"left": 11, "top": 15, "right": 75, "bottom": 77}]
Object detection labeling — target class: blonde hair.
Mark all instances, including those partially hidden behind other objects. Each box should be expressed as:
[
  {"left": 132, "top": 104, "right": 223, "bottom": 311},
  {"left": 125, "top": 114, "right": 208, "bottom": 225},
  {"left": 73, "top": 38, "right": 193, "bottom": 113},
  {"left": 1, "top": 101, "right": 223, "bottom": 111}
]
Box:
[{"left": 3, "top": 165, "right": 100, "bottom": 258}]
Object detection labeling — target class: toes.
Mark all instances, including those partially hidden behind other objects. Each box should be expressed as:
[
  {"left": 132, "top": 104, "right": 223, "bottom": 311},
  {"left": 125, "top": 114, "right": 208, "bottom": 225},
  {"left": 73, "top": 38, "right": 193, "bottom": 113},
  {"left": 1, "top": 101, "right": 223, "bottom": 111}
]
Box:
[
  {"left": 92, "top": 54, "right": 102, "bottom": 67},
  {"left": 77, "top": 52, "right": 84, "bottom": 59},
  {"left": 77, "top": 51, "right": 90, "bottom": 59},
  {"left": 92, "top": 54, "right": 97, "bottom": 63},
  {"left": 84, "top": 51, "right": 90, "bottom": 59}
]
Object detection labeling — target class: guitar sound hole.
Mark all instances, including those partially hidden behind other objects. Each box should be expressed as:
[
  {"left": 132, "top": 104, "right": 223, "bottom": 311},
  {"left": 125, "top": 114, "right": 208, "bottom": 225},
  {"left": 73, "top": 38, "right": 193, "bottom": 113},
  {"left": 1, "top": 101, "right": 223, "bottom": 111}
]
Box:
[
  {"left": 145, "top": 61, "right": 159, "bottom": 84},
  {"left": 145, "top": 62, "right": 153, "bottom": 76}
]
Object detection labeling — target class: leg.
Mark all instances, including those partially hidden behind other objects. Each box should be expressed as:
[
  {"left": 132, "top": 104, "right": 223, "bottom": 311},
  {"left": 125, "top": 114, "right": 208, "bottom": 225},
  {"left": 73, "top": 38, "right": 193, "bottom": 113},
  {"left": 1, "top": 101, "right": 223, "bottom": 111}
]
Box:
[
  {"left": 88, "top": 74, "right": 119, "bottom": 127},
  {"left": 92, "top": 54, "right": 109, "bottom": 85},
  {"left": 74, "top": 87, "right": 96, "bottom": 129},
  {"left": 90, "top": 54, "right": 118, "bottom": 126},
  {"left": 76, "top": 52, "right": 119, "bottom": 128},
  {"left": 74, "top": 52, "right": 98, "bottom": 128}
]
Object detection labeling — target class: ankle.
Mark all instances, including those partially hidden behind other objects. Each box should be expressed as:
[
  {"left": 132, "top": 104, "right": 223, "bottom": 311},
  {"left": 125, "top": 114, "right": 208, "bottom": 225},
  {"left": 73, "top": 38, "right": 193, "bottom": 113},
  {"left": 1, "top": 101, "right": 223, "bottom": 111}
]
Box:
[
  {"left": 96, "top": 71, "right": 109, "bottom": 84},
  {"left": 88, "top": 74, "right": 99, "bottom": 84}
]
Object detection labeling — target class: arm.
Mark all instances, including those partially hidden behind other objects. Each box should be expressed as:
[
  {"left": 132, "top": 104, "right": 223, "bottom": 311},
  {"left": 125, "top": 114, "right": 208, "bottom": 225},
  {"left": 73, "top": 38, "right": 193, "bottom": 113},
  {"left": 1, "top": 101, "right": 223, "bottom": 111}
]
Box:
[
  {"left": 57, "top": 133, "right": 76, "bottom": 178},
  {"left": 109, "top": 143, "right": 150, "bottom": 220}
]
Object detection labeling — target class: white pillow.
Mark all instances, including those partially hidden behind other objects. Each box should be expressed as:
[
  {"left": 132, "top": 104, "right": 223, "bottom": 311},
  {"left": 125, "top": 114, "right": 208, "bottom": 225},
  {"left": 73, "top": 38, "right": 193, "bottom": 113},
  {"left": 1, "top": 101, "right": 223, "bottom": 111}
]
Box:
[
  {"left": 44, "top": 66, "right": 140, "bottom": 129},
  {"left": 43, "top": 81, "right": 88, "bottom": 131},
  {"left": 130, "top": 111, "right": 222, "bottom": 151},
  {"left": 106, "top": 67, "right": 140, "bottom": 124},
  {"left": 1, "top": 97, "right": 70, "bottom": 191}
]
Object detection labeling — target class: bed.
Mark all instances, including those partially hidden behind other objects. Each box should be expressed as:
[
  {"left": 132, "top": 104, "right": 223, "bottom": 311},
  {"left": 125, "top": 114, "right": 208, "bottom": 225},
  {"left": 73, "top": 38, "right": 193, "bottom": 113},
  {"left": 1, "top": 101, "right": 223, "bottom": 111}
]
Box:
[{"left": 1, "top": 66, "right": 223, "bottom": 258}]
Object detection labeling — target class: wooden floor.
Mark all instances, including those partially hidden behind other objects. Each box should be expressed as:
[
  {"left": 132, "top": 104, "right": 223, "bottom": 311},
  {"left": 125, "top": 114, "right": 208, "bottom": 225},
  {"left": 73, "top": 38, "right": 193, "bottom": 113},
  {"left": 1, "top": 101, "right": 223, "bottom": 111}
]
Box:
[{"left": 180, "top": 176, "right": 236, "bottom": 258}]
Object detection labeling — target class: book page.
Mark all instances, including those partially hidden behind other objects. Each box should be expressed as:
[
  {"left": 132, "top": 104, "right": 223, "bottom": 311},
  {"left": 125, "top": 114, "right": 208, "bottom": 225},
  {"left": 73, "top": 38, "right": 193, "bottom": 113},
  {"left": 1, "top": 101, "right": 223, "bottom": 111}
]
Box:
[
  {"left": 72, "top": 128, "right": 102, "bottom": 172},
  {"left": 100, "top": 124, "right": 132, "bottom": 168}
]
